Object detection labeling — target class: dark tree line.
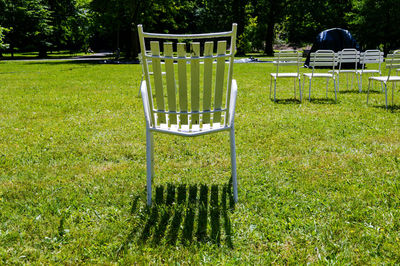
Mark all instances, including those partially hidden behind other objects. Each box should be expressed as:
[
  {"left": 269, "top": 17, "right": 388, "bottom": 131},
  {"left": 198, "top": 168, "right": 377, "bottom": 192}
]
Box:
[{"left": 1, "top": 0, "right": 400, "bottom": 58}]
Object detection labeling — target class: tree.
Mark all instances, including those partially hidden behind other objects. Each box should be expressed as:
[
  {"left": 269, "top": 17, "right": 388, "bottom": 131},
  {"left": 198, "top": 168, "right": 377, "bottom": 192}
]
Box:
[
  {"left": 0, "top": 26, "right": 10, "bottom": 57},
  {"left": 284, "top": 0, "right": 352, "bottom": 46},
  {"left": 90, "top": 0, "right": 199, "bottom": 59},
  {"left": 348, "top": 0, "right": 400, "bottom": 53},
  {"left": 0, "top": 0, "right": 53, "bottom": 57},
  {"left": 250, "top": 0, "right": 286, "bottom": 55}
]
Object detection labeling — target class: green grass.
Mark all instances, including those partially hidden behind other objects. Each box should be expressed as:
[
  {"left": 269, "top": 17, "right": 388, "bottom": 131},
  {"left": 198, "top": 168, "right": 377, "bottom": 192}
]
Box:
[{"left": 0, "top": 60, "right": 400, "bottom": 264}]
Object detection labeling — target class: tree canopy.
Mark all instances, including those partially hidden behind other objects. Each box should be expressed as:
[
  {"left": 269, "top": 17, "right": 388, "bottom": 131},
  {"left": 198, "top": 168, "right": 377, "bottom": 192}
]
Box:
[{"left": 0, "top": 0, "right": 399, "bottom": 58}]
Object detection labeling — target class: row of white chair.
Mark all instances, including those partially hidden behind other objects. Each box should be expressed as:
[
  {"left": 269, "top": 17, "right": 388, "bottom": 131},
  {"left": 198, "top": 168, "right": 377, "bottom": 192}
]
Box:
[{"left": 270, "top": 49, "right": 400, "bottom": 108}]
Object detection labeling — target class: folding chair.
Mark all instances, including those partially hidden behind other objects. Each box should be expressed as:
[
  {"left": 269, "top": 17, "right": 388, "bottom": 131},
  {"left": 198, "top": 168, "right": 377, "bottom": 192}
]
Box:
[
  {"left": 331, "top": 48, "right": 360, "bottom": 92},
  {"left": 367, "top": 50, "right": 400, "bottom": 109},
  {"left": 270, "top": 50, "right": 302, "bottom": 101},
  {"left": 138, "top": 24, "right": 239, "bottom": 205},
  {"left": 356, "top": 50, "right": 384, "bottom": 92},
  {"left": 302, "top": 50, "right": 337, "bottom": 102}
]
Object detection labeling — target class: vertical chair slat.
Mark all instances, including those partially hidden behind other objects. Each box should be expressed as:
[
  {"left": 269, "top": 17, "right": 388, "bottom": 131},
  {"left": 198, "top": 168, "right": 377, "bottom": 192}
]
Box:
[
  {"left": 191, "top": 43, "right": 200, "bottom": 125},
  {"left": 213, "top": 41, "right": 227, "bottom": 123},
  {"left": 202, "top": 42, "right": 214, "bottom": 124},
  {"left": 177, "top": 43, "right": 188, "bottom": 125},
  {"left": 150, "top": 41, "right": 166, "bottom": 124},
  {"left": 164, "top": 42, "right": 177, "bottom": 125}
]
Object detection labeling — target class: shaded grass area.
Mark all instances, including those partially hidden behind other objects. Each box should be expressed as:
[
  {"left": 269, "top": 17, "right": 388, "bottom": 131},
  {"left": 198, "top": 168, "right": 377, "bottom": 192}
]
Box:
[
  {"left": 0, "top": 60, "right": 400, "bottom": 263},
  {"left": 117, "top": 182, "right": 234, "bottom": 253}
]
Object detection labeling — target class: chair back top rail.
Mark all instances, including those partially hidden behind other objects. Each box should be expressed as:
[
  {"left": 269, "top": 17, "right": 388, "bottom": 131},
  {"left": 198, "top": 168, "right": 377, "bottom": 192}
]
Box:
[{"left": 138, "top": 24, "right": 237, "bottom": 130}]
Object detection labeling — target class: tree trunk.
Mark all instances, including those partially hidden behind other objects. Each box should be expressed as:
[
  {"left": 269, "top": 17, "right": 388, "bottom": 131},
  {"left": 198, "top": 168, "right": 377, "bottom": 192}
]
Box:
[
  {"left": 233, "top": 0, "right": 247, "bottom": 56},
  {"left": 39, "top": 47, "right": 47, "bottom": 57},
  {"left": 131, "top": 27, "right": 139, "bottom": 60},
  {"left": 264, "top": 20, "right": 274, "bottom": 56},
  {"left": 264, "top": 0, "right": 276, "bottom": 56}
]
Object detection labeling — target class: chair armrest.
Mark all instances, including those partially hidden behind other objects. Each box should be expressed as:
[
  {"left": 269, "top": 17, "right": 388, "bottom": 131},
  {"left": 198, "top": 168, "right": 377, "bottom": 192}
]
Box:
[
  {"left": 140, "top": 80, "right": 152, "bottom": 127},
  {"left": 229, "top": 79, "right": 238, "bottom": 126}
]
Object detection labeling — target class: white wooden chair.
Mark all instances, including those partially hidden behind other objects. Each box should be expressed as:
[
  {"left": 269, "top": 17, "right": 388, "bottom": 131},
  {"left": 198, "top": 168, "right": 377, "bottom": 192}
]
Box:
[
  {"left": 302, "top": 50, "right": 337, "bottom": 102},
  {"left": 367, "top": 50, "right": 400, "bottom": 109},
  {"left": 270, "top": 50, "right": 302, "bottom": 102},
  {"left": 356, "top": 50, "right": 384, "bottom": 92},
  {"left": 330, "top": 48, "right": 360, "bottom": 92},
  {"left": 138, "top": 24, "right": 238, "bottom": 205}
]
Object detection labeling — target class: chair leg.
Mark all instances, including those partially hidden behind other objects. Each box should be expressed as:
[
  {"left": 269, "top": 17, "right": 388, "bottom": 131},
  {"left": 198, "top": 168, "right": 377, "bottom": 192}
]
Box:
[
  {"left": 326, "top": 78, "right": 329, "bottom": 98},
  {"left": 334, "top": 78, "right": 337, "bottom": 102},
  {"left": 146, "top": 128, "right": 154, "bottom": 205},
  {"left": 293, "top": 78, "right": 296, "bottom": 99},
  {"left": 269, "top": 76, "right": 273, "bottom": 100},
  {"left": 230, "top": 127, "right": 238, "bottom": 203},
  {"left": 392, "top": 82, "right": 395, "bottom": 106},
  {"left": 351, "top": 72, "right": 355, "bottom": 90},
  {"left": 274, "top": 78, "right": 277, "bottom": 102},
  {"left": 299, "top": 77, "right": 302, "bottom": 101},
  {"left": 302, "top": 76, "right": 305, "bottom": 102},
  {"left": 337, "top": 73, "right": 340, "bottom": 93},
  {"left": 358, "top": 73, "right": 362, "bottom": 93},
  {"left": 385, "top": 83, "right": 388, "bottom": 110},
  {"left": 308, "top": 78, "right": 312, "bottom": 101},
  {"left": 367, "top": 79, "right": 371, "bottom": 104}
]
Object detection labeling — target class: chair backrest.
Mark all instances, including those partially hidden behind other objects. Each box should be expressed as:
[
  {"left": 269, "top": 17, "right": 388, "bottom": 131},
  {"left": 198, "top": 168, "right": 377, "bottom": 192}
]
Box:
[
  {"left": 273, "top": 50, "right": 301, "bottom": 75},
  {"left": 385, "top": 50, "right": 400, "bottom": 79},
  {"left": 337, "top": 48, "right": 360, "bottom": 70},
  {"left": 360, "top": 50, "right": 384, "bottom": 72},
  {"left": 308, "top": 50, "right": 336, "bottom": 75},
  {"left": 138, "top": 24, "right": 237, "bottom": 129}
]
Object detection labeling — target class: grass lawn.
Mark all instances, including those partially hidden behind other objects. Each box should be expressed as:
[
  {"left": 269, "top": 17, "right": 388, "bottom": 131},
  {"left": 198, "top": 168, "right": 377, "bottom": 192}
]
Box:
[{"left": 0, "top": 59, "right": 399, "bottom": 264}]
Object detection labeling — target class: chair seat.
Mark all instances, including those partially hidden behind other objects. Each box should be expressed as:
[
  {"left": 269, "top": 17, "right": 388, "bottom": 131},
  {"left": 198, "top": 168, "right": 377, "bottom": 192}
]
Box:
[
  {"left": 270, "top": 73, "right": 299, "bottom": 78},
  {"left": 303, "top": 73, "right": 334, "bottom": 78},
  {"left": 329, "top": 70, "right": 357, "bottom": 73},
  {"left": 369, "top": 76, "right": 400, "bottom": 82},
  {"left": 356, "top": 70, "right": 380, "bottom": 74},
  {"left": 150, "top": 123, "right": 230, "bottom": 136}
]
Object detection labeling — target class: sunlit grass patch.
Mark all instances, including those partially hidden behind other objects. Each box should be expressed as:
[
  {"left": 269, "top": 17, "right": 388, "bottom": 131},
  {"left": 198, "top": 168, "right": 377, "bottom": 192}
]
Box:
[{"left": 0, "top": 60, "right": 399, "bottom": 263}]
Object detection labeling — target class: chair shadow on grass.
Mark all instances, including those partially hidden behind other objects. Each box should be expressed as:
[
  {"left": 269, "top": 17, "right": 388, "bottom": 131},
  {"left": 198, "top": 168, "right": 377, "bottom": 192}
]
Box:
[
  {"left": 273, "top": 98, "right": 301, "bottom": 104},
  {"left": 118, "top": 181, "right": 235, "bottom": 255},
  {"left": 372, "top": 104, "right": 400, "bottom": 112},
  {"left": 339, "top": 88, "right": 382, "bottom": 94},
  {"left": 309, "top": 97, "right": 337, "bottom": 104},
  {"left": 362, "top": 89, "right": 382, "bottom": 94},
  {"left": 337, "top": 89, "right": 361, "bottom": 94}
]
